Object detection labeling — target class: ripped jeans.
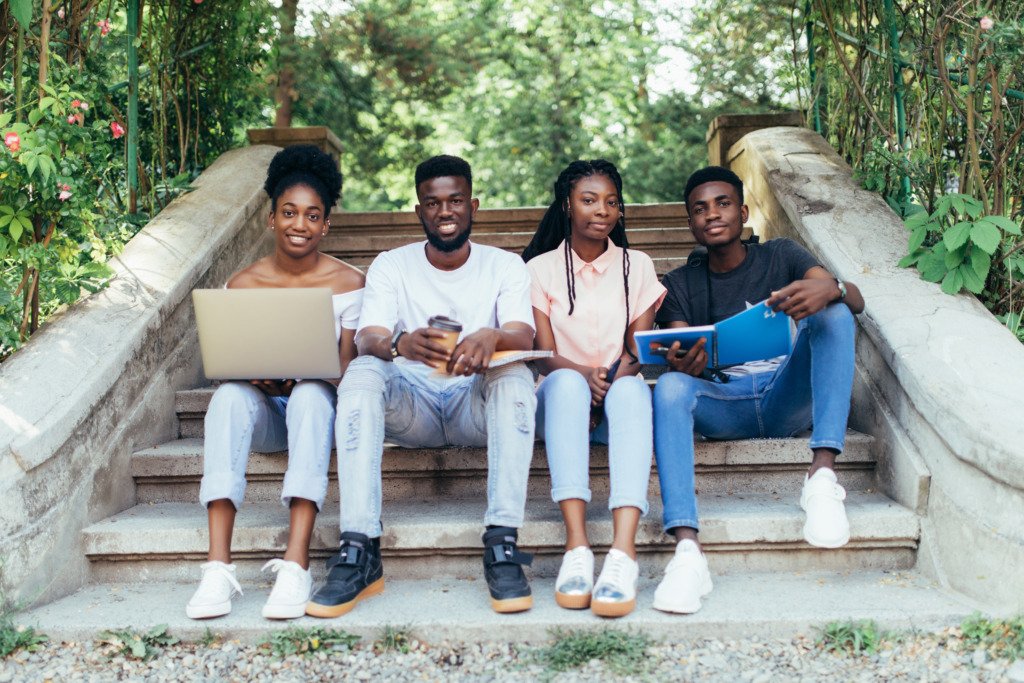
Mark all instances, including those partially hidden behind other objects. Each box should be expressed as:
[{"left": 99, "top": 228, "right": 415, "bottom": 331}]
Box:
[{"left": 335, "top": 355, "right": 537, "bottom": 538}]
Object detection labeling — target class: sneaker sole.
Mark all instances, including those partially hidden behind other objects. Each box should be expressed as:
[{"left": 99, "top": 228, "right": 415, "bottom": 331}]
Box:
[
  {"left": 262, "top": 602, "right": 309, "bottom": 620},
  {"left": 490, "top": 594, "right": 533, "bottom": 614},
  {"left": 186, "top": 600, "right": 231, "bottom": 620},
  {"left": 652, "top": 579, "right": 713, "bottom": 615},
  {"left": 555, "top": 591, "right": 591, "bottom": 610},
  {"left": 802, "top": 525, "right": 851, "bottom": 549},
  {"left": 304, "top": 577, "right": 385, "bottom": 618},
  {"left": 591, "top": 597, "right": 635, "bottom": 618}
]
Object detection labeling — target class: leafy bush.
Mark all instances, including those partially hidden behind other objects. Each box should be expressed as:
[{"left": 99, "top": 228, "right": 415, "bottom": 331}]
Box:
[
  {"left": 818, "top": 619, "right": 882, "bottom": 656},
  {"left": 259, "top": 626, "right": 360, "bottom": 658},
  {"left": 532, "top": 627, "right": 652, "bottom": 675},
  {"left": 960, "top": 613, "right": 1024, "bottom": 661},
  {"left": 96, "top": 624, "right": 178, "bottom": 661},
  {"left": 373, "top": 625, "right": 413, "bottom": 654},
  {"left": 0, "top": 614, "right": 47, "bottom": 658}
]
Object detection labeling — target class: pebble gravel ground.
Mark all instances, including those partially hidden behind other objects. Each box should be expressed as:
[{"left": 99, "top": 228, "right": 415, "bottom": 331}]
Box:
[{"left": 1, "top": 627, "right": 1021, "bottom": 682}]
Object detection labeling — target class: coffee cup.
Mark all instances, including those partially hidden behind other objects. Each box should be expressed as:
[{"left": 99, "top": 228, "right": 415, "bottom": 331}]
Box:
[{"left": 428, "top": 315, "right": 463, "bottom": 356}]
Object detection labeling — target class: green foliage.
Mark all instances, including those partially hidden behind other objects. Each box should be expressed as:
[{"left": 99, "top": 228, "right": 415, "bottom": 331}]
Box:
[
  {"left": 960, "top": 613, "right": 1024, "bottom": 661},
  {"left": 96, "top": 624, "right": 178, "bottom": 661},
  {"left": 898, "top": 194, "right": 1021, "bottom": 296},
  {"left": 373, "top": 625, "right": 413, "bottom": 654},
  {"left": 532, "top": 627, "right": 652, "bottom": 675},
  {"left": 0, "top": 613, "right": 48, "bottom": 658},
  {"left": 259, "top": 626, "right": 360, "bottom": 658},
  {"left": 198, "top": 627, "right": 220, "bottom": 647},
  {"left": 818, "top": 620, "right": 881, "bottom": 656}
]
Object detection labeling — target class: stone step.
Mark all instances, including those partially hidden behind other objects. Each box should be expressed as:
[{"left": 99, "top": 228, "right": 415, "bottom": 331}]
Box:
[
  {"left": 18, "top": 571, "right": 981, "bottom": 644},
  {"left": 83, "top": 492, "right": 917, "bottom": 584},
  {"left": 329, "top": 202, "right": 690, "bottom": 235},
  {"left": 133, "top": 434, "right": 877, "bottom": 504}
]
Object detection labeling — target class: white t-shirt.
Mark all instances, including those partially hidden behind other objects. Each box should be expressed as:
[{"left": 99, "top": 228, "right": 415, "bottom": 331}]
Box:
[{"left": 358, "top": 240, "right": 535, "bottom": 383}]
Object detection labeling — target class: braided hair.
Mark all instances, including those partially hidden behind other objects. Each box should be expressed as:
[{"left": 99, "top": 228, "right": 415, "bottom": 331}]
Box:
[
  {"left": 522, "top": 159, "right": 636, "bottom": 360},
  {"left": 264, "top": 144, "right": 343, "bottom": 212}
]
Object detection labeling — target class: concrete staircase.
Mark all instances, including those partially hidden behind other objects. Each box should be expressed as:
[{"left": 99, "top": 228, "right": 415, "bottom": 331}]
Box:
[{"left": 21, "top": 204, "right": 982, "bottom": 642}]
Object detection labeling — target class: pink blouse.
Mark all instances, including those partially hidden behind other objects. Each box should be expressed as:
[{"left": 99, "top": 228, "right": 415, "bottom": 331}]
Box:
[{"left": 527, "top": 241, "right": 667, "bottom": 369}]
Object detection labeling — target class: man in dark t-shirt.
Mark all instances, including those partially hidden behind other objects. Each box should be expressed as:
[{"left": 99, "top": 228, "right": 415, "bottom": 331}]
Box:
[{"left": 650, "top": 166, "right": 865, "bottom": 616}]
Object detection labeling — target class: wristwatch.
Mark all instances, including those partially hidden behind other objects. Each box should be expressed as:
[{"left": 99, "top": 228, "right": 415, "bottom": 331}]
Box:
[
  {"left": 834, "top": 278, "right": 847, "bottom": 301},
  {"left": 390, "top": 329, "right": 406, "bottom": 359}
]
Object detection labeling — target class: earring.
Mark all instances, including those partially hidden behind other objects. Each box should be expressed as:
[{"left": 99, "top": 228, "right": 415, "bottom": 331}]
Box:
[{"left": 270, "top": 221, "right": 275, "bottom": 231}]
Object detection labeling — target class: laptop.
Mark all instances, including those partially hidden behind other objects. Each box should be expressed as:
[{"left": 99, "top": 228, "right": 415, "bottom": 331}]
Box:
[{"left": 192, "top": 288, "right": 341, "bottom": 380}]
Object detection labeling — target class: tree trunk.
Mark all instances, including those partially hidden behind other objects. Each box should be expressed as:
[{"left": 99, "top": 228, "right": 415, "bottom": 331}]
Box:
[
  {"left": 39, "top": 0, "right": 52, "bottom": 97},
  {"left": 274, "top": 0, "right": 298, "bottom": 128}
]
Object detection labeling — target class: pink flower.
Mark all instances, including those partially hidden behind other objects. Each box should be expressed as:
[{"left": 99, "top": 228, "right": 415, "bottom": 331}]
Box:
[
  {"left": 79, "top": 102, "right": 89, "bottom": 111},
  {"left": 195, "top": 0, "right": 203, "bottom": 4},
  {"left": 980, "top": 16, "right": 994, "bottom": 30},
  {"left": 57, "top": 7, "right": 65, "bottom": 19},
  {"left": 110, "top": 121, "right": 125, "bottom": 139},
  {"left": 3, "top": 132, "right": 19, "bottom": 152},
  {"left": 67, "top": 114, "right": 78, "bottom": 124},
  {"left": 59, "top": 188, "right": 73, "bottom": 202},
  {"left": 97, "top": 19, "right": 111, "bottom": 36},
  {"left": 71, "top": 99, "right": 81, "bottom": 109}
]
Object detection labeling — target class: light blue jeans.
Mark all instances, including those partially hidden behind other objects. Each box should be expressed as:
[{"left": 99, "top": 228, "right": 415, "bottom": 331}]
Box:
[
  {"left": 536, "top": 369, "right": 653, "bottom": 515},
  {"left": 654, "top": 304, "right": 856, "bottom": 533},
  {"left": 199, "top": 380, "right": 336, "bottom": 511},
  {"left": 335, "top": 355, "right": 537, "bottom": 537}
]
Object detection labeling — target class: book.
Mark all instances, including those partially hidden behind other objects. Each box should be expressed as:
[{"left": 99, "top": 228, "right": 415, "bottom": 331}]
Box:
[
  {"left": 432, "top": 349, "right": 553, "bottom": 376},
  {"left": 634, "top": 300, "right": 792, "bottom": 368}
]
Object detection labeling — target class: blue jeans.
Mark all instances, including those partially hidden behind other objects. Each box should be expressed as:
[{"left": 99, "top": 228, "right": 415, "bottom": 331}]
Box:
[
  {"left": 200, "top": 380, "right": 336, "bottom": 511},
  {"left": 335, "top": 355, "right": 537, "bottom": 537},
  {"left": 536, "top": 369, "right": 652, "bottom": 515},
  {"left": 653, "top": 304, "right": 855, "bottom": 533}
]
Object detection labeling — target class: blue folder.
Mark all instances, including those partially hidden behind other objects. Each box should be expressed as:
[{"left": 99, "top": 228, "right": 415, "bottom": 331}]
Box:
[{"left": 635, "top": 301, "right": 793, "bottom": 368}]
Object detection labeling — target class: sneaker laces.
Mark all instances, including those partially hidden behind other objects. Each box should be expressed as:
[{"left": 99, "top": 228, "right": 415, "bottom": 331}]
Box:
[
  {"left": 561, "top": 547, "right": 591, "bottom": 578},
  {"left": 664, "top": 543, "right": 703, "bottom": 577},
  {"left": 262, "top": 559, "right": 306, "bottom": 598},
  {"left": 197, "top": 561, "right": 242, "bottom": 598},
  {"left": 597, "top": 551, "right": 631, "bottom": 590}
]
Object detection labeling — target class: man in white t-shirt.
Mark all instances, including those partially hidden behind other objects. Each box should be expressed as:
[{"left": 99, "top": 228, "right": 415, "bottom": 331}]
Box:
[{"left": 306, "top": 155, "right": 538, "bottom": 618}]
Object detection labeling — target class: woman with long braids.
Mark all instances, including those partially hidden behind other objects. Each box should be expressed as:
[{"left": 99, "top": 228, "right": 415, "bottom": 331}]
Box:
[
  {"left": 523, "top": 159, "right": 665, "bottom": 617},
  {"left": 186, "top": 145, "right": 364, "bottom": 621}
]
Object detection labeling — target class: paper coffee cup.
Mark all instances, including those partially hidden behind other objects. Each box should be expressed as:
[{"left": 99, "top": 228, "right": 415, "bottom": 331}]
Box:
[{"left": 428, "top": 315, "right": 462, "bottom": 355}]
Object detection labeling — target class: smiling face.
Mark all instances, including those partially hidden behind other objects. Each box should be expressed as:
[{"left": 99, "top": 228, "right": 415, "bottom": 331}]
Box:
[
  {"left": 686, "top": 180, "right": 748, "bottom": 248},
  {"left": 567, "top": 174, "right": 621, "bottom": 245},
  {"left": 415, "top": 175, "right": 478, "bottom": 254},
  {"left": 269, "top": 184, "right": 327, "bottom": 258}
]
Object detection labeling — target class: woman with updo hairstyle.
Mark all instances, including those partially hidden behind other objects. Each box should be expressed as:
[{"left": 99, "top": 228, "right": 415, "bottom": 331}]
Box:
[
  {"left": 186, "top": 145, "right": 364, "bottom": 621},
  {"left": 523, "top": 159, "right": 665, "bottom": 618}
]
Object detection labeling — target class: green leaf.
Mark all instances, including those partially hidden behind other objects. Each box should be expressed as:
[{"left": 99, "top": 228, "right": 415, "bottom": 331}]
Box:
[
  {"left": 130, "top": 638, "right": 147, "bottom": 658},
  {"left": 9, "top": 219, "right": 23, "bottom": 242},
  {"left": 951, "top": 195, "right": 966, "bottom": 216},
  {"left": 25, "top": 155, "right": 38, "bottom": 179},
  {"left": 918, "top": 252, "right": 947, "bottom": 282},
  {"left": 0, "top": 112, "right": 11, "bottom": 128},
  {"left": 971, "top": 246, "right": 991, "bottom": 281},
  {"left": 898, "top": 251, "right": 922, "bottom": 268},
  {"left": 909, "top": 225, "right": 927, "bottom": 252},
  {"left": 945, "top": 245, "right": 966, "bottom": 270},
  {"left": 0, "top": 214, "right": 12, "bottom": 229},
  {"left": 28, "top": 108, "right": 43, "bottom": 126},
  {"left": 38, "top": 155, "right": 51, "bottom": 181},
  {"left": 970, "top": 222, "right": 1002, "bottom": 254},
  {"left": 904, "top": 211, "right": 930, "bottom": 231},
  {"left": 978, "top": 215, "right": 1022, "bottom": 236},
  {"left": 9, "top": 0, "right": 32, "bottom": 29},
  {"left": 942, "top": 221, "right": 972, "bottom": 251},
  {"left": 932, "top": 194, "right": 953, "bottom": 219},
  {"left": 39, "top": 96, "right": 56, "bottom": 110},
  {"left": 940, "top": 268, "right": 964, "bottom": 295},
  {"left": 962, "top": 197, "right": 984, "bottom": 219},
  {"left": 959, "top": 264, "right": 985, "bottom": 294}
]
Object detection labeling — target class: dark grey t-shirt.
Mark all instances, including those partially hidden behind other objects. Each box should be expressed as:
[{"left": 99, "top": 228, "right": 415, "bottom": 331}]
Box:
[{"left": 656, "top": 238, "right": 820, "bottom": 326}]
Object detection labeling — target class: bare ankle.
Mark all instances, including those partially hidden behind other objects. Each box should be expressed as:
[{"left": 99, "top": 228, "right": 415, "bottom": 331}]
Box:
[{"left": 670, "top": 526, "right": 700, "bottom": 550}]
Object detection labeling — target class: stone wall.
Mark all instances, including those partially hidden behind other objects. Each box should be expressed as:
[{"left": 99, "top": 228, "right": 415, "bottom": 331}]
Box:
[
  {"left": 728, "top": 127, "right": 1024, "bottom": 611},
  {"left": 0, "top": 146, "right": 278, "bottom": 606}
]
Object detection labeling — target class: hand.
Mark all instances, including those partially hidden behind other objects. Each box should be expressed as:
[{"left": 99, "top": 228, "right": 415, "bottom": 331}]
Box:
[
  {"left": 397, "top": 327, "right": 453, "bottom": 368},
  {"left": 767, "top": 279, "right": 841, "bottom": 321},
  {"left": 250, "top": 379, "right": 295, "bottom": 397},
  {"left": 588, "top": 366, "right": 611, "bottom": 406},
  {"left": 665, "top": 337, "right": 708, "bottom": 377},
  {"left": 447, "top": 329, "right": 499, "bottom": 376}
]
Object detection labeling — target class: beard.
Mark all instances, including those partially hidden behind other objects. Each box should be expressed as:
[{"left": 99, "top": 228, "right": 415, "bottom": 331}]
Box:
[{"left": 421, "top": 216, "right": 473, "bottom": 253}]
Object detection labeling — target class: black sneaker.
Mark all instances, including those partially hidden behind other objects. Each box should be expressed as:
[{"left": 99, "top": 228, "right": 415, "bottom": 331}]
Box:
[
  {"left": 305, "top": 531, "right": 384, "bottom": 618},
  {"left": 482, "top": 526, "right": 533, "bottom": 613}
]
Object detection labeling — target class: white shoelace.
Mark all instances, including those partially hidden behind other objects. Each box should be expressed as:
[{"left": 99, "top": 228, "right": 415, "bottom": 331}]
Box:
[
  {"left": 561, "top": 548, "right": 591, "bottom": 579},
  {"left": 198, "top": 561, "right": 242, "bottom": 597},
  {"left": 262, "top": 559, "right": 306, "bottom": 598},
  {"left": 598, "top": 552, "right": 632, "bottom": 589}
]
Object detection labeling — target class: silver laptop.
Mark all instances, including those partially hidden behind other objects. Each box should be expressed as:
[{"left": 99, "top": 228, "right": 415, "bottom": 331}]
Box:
[{"left": 192, "top": 288, "right": 341, "bottom": 380}]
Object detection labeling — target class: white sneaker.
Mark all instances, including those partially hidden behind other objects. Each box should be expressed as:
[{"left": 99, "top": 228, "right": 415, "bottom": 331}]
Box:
[
  {"left": 186, "top": 561, "right": 242, "bottom": 619},
  {"left": 591, "top": 548, "right": 639, "bottom": 618},
  {"left": 554, "top": 546, "right": 594, "bottom": 609},
  {"left": 261, "top": 558, "right": 313, "bottom": 620},
  {"left": 653, "top": 539, "right": 713, "bottom": 614},
  {"left": 800, "top": 468, "right": 850, "bottom": 548}
]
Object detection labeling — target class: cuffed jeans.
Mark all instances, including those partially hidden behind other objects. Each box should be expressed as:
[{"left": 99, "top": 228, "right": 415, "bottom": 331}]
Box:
[
  {"left": 199, "top": 380, "right": 336, "bottom": 511},
  {"left": 536, "top": 369, "right": 652, "bottom": 515},
  {"left": 335, "top": 355, "right": 536, "bottom": 538},
  {"left": 654, "top": 304, "right": 855, "bottom": 533}
]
